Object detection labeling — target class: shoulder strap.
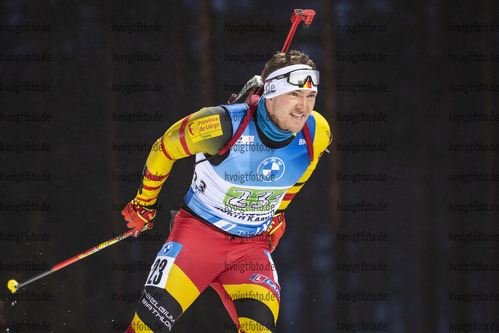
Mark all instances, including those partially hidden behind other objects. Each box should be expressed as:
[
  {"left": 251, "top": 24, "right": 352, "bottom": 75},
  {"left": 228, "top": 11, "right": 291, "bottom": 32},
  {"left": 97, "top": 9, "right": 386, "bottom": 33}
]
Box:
[
  {"left": 217, "top": 94, "right": 260, "bottom": 156},
  {"left": 302, "top": 122, "right": 314, "bottom": 163}
]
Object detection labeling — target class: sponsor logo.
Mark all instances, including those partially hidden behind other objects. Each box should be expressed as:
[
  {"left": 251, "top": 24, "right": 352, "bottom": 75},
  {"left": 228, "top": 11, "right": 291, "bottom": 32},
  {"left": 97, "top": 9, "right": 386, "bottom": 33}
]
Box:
[
  {"left": 163, "top": 242, "right": 173, "bottom": 255},
  {"left": 187, "top": 115, "right": 223, "bottom": 142},
  {"left": 160, "top": 241, "right": 182, "bottom": 258},
  {"left": 237, "top": 135, "right": 255, "bottom": 145},
  {"left": 250, "top": 274, "right": 280, "bottom": 298},
  {"left": 257, "top": 157, "right": 285, "bottom": 182}
]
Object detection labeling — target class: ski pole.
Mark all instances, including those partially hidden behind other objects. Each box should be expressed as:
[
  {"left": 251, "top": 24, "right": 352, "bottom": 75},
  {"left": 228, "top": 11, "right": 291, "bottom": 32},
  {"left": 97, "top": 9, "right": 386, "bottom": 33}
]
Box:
[
  {"left": 229, "top": 8, "right": 316, "bottom": 104},
  {"left": 7, "top": 223, "right": 153, "bottom": 293}
]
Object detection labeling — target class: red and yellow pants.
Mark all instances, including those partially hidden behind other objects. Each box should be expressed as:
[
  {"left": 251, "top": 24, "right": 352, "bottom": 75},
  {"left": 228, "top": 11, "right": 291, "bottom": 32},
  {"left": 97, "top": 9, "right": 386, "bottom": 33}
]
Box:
[{"left": 126, "top": 209, "right": 280, "bottom": 332}]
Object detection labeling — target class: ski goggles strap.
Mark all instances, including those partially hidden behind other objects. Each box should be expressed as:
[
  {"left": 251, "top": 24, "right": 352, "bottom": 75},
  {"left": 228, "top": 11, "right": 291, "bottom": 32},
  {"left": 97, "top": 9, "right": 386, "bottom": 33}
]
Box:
[{"left": 263, "top": 64, "right": 319, "bottom": 98}]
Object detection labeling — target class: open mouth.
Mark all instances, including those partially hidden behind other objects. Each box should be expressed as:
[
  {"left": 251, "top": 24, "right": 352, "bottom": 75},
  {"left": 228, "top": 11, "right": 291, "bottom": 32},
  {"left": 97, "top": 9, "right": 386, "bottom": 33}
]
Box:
[{"left": 290, "top": 112, "right": 305, "bottom": 120}]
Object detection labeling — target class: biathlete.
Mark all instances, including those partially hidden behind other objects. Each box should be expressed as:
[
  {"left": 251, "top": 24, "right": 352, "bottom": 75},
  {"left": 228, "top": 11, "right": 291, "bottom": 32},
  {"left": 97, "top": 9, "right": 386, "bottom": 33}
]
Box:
[{"left": 122, "top": 50, "right": 331, "bottom": 332}]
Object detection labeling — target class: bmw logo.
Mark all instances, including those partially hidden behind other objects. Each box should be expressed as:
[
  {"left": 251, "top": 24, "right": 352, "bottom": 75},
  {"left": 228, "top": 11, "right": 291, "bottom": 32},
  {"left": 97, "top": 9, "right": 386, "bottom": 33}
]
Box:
[
  {"left": 163, "top": 242, "right": 173, "bottom": 255},
  {"left": 257, "top": 157, "right": 285, "bottom": 182}
]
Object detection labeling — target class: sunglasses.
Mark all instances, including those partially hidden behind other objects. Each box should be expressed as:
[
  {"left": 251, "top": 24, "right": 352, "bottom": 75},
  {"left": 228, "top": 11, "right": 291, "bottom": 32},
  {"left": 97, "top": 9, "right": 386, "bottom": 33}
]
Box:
[{"left": 266, "top": 69, "right": 320, "bottom": 87}]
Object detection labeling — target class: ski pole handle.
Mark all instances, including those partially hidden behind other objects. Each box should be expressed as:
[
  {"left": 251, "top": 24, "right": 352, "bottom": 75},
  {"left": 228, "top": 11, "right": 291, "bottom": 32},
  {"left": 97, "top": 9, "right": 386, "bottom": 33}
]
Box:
[{"left": 281, "top": 9, "right": 316, "bottom": 53}]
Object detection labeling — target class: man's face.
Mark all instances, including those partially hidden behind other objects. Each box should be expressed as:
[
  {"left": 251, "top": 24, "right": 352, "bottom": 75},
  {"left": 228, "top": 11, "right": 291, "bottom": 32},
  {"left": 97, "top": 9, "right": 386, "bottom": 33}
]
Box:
[{"left": 265, "top": 89, "right": 317, "bottom": 133}]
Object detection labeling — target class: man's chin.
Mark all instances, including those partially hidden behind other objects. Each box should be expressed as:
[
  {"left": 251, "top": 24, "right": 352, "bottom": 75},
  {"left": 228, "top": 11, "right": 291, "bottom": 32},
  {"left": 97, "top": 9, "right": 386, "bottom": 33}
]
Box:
[
  {"left": 287, "top": 117, "right": 309, "bottom": 133},
  {"left": 288, "top": 124, "right": 306, "bottom": 133}
]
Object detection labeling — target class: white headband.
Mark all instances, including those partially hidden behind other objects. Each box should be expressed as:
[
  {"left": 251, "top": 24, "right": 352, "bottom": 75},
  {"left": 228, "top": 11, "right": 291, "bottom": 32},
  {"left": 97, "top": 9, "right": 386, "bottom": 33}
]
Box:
[{"left": 263, "top": 64, "right": 318, "bottom": 99}]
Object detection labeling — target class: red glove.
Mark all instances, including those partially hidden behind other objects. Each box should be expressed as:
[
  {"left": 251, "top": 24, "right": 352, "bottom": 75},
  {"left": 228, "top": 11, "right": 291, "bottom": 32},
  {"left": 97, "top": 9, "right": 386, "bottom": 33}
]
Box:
[
  {"left": 267, "top": 212, "right": 286, "bottom": 253},
  {"left": 122, "top": 199, "right": 156, "bottom": 237}
]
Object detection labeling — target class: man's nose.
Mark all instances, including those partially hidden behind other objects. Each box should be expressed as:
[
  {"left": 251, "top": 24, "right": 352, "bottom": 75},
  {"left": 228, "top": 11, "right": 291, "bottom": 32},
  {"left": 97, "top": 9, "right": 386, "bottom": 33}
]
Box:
[{"left": 297, "top": 96, "right": 308, "bottom": 111}]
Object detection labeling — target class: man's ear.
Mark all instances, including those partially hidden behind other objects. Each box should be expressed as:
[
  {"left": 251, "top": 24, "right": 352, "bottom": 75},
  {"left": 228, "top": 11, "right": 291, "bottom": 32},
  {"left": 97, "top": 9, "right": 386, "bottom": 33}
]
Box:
[{"left": 265, "top": 97, "right": 274, "bottom": 112}]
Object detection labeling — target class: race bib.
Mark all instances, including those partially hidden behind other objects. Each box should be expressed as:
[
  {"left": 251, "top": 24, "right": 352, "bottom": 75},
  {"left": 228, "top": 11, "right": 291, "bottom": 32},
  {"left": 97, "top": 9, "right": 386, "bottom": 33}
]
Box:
[{"left": 145, "top": 241, "right": 183, "bottom": 288}]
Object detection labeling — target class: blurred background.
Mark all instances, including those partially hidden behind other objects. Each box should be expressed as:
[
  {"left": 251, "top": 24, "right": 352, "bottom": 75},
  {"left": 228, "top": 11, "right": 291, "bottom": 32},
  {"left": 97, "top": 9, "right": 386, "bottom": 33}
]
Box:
[{"left": 1, "top": 0, "right": 498, "bottom": 332}]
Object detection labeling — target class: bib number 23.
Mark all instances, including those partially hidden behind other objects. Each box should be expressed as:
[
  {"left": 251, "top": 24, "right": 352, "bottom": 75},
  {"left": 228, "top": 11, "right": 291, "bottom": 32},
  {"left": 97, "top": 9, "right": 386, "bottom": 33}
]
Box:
[{"left": 145, "top": 241, "right": 183, "bottom": 288}]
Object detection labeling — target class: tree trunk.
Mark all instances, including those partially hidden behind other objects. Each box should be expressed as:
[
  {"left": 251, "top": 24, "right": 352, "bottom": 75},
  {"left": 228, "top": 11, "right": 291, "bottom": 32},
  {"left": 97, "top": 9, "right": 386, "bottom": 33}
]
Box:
[
  {"left": 322, "top": 0, "right": 347, "bottom": 326},
  {"left": 198, "top": 0, "right": 214, "bottom": 106}
]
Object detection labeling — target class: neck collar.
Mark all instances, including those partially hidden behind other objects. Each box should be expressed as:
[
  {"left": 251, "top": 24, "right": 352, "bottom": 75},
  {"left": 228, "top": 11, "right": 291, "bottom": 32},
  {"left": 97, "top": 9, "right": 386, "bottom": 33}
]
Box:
[{"left": 255, "top": 96, "right": 294, "bottom": 142}]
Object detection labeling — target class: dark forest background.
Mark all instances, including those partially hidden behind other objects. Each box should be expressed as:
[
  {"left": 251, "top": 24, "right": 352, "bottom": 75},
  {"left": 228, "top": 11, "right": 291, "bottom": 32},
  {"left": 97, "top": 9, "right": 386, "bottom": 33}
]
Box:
[{"left": 1, "top": 0, "right": 498, "bottom": 332}]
